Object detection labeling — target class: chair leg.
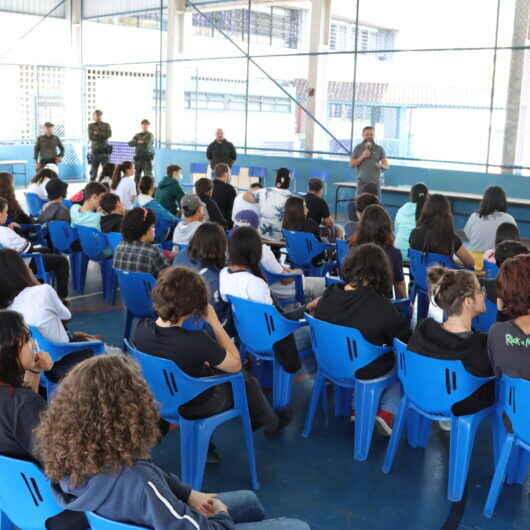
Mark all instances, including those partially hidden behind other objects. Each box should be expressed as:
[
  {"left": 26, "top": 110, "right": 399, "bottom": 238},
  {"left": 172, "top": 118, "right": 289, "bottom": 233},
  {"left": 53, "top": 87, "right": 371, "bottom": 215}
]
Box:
[
  {"left": 78, "top": 254, "right": 89, "bottom": 295},
  {"left": 417, "top": 290, "right": 430, "bottom": 322},
  {"left": 272, "top": 360, "right": 294, "bottom": 411},
  {"left": 484, "top": 434, "right": 515, "bottom": 518},
  {"left": 334, "top": 386, "right": 353, "bottom": 417},
  {"left": 239, "top": 409, "right": 260, "bottom": 490},
  {"left": 0, "top": 511, "right": 14, "bottom": 530},
  {"left": 302, "top": 373, "right": 325, "bottom": 438},
  {"left": 180, "top": 420, "right": 212, "bottom": 491},
  {"left": 406, "top": 410, "right": 432, "bottom": 449},
  {"left": 491, "top": 412, "right": 505, "bottom": 467},
  {"left": 69, "top": 252, "right": 81, "bottom": 293},
  {"left": 179, "top": 421, "right": 195, "bottom": 487},
  {"left": 506, "top": 445, "right": 530, "bottom": 485},
  {"left": 353, "top": 380, "right": 386, "bottom": 461},
  {"left": 382, "top": 398, "right": 409, "bottom": 474},
  {"left": 448, "top": 415, "right": 481, "bottom": 502}
]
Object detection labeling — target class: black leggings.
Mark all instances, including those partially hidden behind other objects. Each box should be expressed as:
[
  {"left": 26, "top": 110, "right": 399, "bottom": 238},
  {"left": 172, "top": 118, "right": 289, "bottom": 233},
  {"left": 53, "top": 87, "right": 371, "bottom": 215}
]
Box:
[{"left": 30, "top": 248, "right": 69, "bottom": 299}]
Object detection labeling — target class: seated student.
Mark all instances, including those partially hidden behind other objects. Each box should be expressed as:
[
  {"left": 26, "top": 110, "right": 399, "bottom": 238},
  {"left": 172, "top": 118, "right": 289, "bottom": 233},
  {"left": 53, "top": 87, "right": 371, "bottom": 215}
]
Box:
[
  {"left": 233, "top": 210, "right": 325, "bottom": 303},
  {"left": 0, "top": 311, "right": 87, "bottom": 530},
  {"left": 70, "top": 182, "right": 106, "bottom": 230},
  {"left": 99, "top": 193, "right": 125, "bottom": 233},
  {"left": 0, "top": 199, "right": 69, "bottom": 300},
  {"left": 345, "top": 192, "right": 379, "bottom": 240},
  {"left": 155, "top": 164, "right": 185, "bottom": 217},
  {"left": 394, "top": 182, "right": 428, "bottom": 259},
  {"left": 113, "top": 207, "right": 170, "bottom": 278},
  {"left": 97, "top": 162, "right": 115, "bottom": 190},
  {"left": 315, "top": 243, "right": 411, "bottom": 433},
  {"left": 172, "top": 194, "right": 205, "bottom": 248},
  {"left": 409, "top": 194, "right": 475, "bottom": 268},
  {"left": 37, "top": 179, "right": 70, "bottom": 224},
  {"left": 347, "top": 182, "right": 379, "bottom": 222},
  {"left": 232, "top": 182, "right": 261, "bottom": 223},
  {"left": 483, "top": 222, "right": 520, "bottom": 264},
  {"left": 0, "top": 172, "right": 32, "bottom": 227},
  {"left": 220, "top": 226, "right": 316, "bottom": 373},
  {"left": 349, "top": 204, "right": 406, "bottom": 299},
  {"left": 135, "top": 175, "right": 177, "bottom": 226},
  {"left": 464, "top": 185, "right": 517, "bottom": 254},
  {"left": 27, "top": 167, "right": 58, "bottom": 201},
  {"left": 173, "top": 222, "right": 229, "bottom": 323},
  {"left": 135, "top": 267, "right": 290, "bottom": 435},
  {"left": 243, "top": 168, "right": 292, "bottom": 242},
  {"left": 195, "top": 177, "right": 227, "bottom": 228},
  {"left": 111, "top": 161, "right": 136, "bottom": 211},
  {"left": 212, "top": 163, "right": 237, "bottom": 229},
  {"left": 36, "top": 355, "right": 309, "bottom": 530},
  {"left": 304, "top": 177, "right": 343, "bottom": 240},
  {"left": 408, "top": 266, "right": 494, "bottom": 416},
  {"left": 488, "top": 255, "right": 530, "bottom": 380},
  {"left": 0, "top": 248, "right": 100, "bottom": 379}
]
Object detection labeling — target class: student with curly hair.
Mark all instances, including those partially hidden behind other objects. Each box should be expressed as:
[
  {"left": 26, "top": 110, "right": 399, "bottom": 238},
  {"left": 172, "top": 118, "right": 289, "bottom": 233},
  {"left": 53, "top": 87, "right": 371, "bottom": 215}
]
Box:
[
  {"left": 314, "top": 243, "right": 411, "bottom": 433},
  {"left": 36, "top": 354, "right": 309, "bottom": 530},
  {"left": 113, "top": 207, "right": 169, "bottom": 278}
]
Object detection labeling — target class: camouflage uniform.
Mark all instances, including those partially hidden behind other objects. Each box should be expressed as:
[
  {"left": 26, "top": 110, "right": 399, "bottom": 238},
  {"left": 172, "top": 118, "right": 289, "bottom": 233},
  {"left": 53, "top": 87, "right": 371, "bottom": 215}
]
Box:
[
  {"left": 34, "top": 134, "right": 64, "bottom": 166},
  {"left": 88, "top": 121, "right": 112, "bottom": 181},
  {"left": 128, "top": 131, "right": 154, "bottom": 186}
]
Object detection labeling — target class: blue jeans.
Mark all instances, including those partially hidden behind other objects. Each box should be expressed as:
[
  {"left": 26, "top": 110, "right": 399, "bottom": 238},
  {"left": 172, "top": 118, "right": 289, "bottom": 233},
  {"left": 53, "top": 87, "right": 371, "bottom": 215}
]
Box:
[{"left": 217, "top": 491, "right": 310, "bottom": 529}]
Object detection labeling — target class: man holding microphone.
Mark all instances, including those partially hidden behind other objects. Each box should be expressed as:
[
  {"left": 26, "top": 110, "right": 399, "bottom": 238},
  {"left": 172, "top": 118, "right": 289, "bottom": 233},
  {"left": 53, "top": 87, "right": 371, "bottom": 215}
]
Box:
[{"left": 349, "top": 126, "right": 389, "bottom": 198}]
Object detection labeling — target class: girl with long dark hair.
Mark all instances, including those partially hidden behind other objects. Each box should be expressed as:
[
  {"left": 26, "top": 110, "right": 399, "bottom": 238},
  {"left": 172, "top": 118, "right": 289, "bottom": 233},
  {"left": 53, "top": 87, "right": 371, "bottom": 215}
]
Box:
[
  {"left": 27, "top": 167, "right": 58, "bottom": 200},
  {"left": 394, "top": 182, "right": 428, "bottom": 258},
  {"left": 111, "top": 161, "right": 136, "bottom": 210}
]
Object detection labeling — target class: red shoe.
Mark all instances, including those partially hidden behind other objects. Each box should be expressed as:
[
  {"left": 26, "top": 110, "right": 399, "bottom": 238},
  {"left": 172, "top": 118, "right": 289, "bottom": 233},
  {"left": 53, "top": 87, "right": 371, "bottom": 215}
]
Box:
[{"left": 375, "top": 410, "right": 394, "bottom": 436}]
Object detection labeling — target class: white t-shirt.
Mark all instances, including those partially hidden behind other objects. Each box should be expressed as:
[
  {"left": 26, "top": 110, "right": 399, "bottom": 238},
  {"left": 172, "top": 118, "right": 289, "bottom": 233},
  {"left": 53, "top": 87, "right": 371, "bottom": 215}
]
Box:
[
  {"left": 115, "top": 176, "right": 137, "bottom": 210},
  {"left": 219, "top": 267, "right": 273, "bottom": 305},
  {"left": 8, "top": 284, "right": 71, "bottom": 343},
  {"left": 252, "top": 187, "right": 292, "bottom": 242},
  {"left": 0, "top": 226, "right": 32, "bottom": 253},
  {"left": 260, "top": 244, "right": 295, "bottom": 299},
  {"left": 232, "top": 194, "right": 260, "bottom": 223},
  {"left": 27, "top": 179, "right": 50, "bottom": 200}
]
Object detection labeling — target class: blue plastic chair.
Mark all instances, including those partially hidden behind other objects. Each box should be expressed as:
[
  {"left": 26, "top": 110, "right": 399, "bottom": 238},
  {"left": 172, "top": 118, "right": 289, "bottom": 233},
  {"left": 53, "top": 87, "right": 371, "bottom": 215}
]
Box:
[
  {"left": 324, "top": 274, "right": 343, "bottom": 287},
  {"left": 19, "top": 224, "right": 47, "bottom": 248},
  {"left": 382, "top": 339, "right": 495, "bottom": 502},
  {"left": 189, "top": 162, "right": 208, "bottom": 174},
  {"left": 30, "top": 325, "right": 106, "bottom": 399},
  {"left": 260, "top": 265, "right": 304, "bottom": 307},
  {"left": 22, "top": 252, "right": 51, "bottom": 285},
  {"left": 47, "top": 221, "right": 83, "bottom": 292},
  {"left": 155, "top": 218, "right": 179, "bottom": 249},
  {"left": 472, "top": 298, "right": 497, "bottom": 333},
  {"left": 408, "top": 249, "right": 468, "bottom": 322},
  {"left": 227, "top": 295, "right": 311, "bottom": 410},
  {"left": 125, "top": 340, "right": 259, "bottom": 491},
  {"left": 483, "top": 260, "right": 499, "bottom": 279},
  {"left": 114, "top": 270, "right": 156, "bottom": 343},
  {"left": 392, "top": 298, "right": 413, "bottom": 325},
  {"left": 106, "top": 232, "right": 123, "bottom": 253},
  {"left": 0, "top": 455, "right": 64, "bottom": 530},
  {"left": 336, "top": 238, "right": 348, "bottom": 268},
  {"left": 282, "top": 230, "right": 335, "bottom": 277},
  {"left": 61, "top": 199, "right": 72, "bottom": 209},
  {"left": 24, "top": 193, "right": 46, "bottom": 217},
  {"left": 86, "top": 512, "right": 147, "bottom": 529},
  {"left": 484, "top": 375, "right": 530, "bottom": 517},
  {"left": 302, "top": 314, "right": 396, "bottom": 461},
  {"left": 75, "top": 226, "right": 116, "bottom": 302}
]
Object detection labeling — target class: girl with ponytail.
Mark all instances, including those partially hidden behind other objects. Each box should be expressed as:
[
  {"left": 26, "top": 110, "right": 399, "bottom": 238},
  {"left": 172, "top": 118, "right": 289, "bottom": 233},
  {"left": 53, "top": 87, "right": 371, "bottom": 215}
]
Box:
[
  {"left": 111, "top": 161, "right": 136, "bottom": 210},
  {"left": 407, "top": 266, "right": 494, "bottom": 416}
]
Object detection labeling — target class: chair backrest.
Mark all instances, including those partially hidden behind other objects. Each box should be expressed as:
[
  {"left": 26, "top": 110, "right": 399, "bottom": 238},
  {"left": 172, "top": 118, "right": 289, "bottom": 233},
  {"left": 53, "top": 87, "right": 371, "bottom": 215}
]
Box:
[
  {"left": 75, "top": 225, "right": 109, "bottom": 259},
  {"left": 282, "top": 230, "right": 324, "bottom": 267},
  {"left": 472, "top": 298, "right": 497, "bottom": 333},
  {"left": 483, "top": 260, "right": 499, "bottom": 279},
  {"left": 154, "top": 218, "right": 176, "bottom": 244},
  {"left": 392, "top": 298, "right": 412, "bottom": 324},
  {"left": 114, "top": 270, "right": 156, "bottom": 318},
  {"left": 24, "top": 193, "right": 46, "bottom": 217},
  {"left": 106, "top": 232, "right": 123, "bottom": 253},
  {"left": 29, "top": 325, "right": 67, "bottom": 364},
  {"left": 306, "top": 314, "right": 391, "bottom": 382},
  {"left": 499, "top": 375, "right": 530, "bottom": 446},
  {"left": 124, "top": 340, "right": 210, "bottom": 417},
  {"left": 86, "top": 511, "right": 148, "bottom": 529},
  {"left": 324, "top": 274, "right": 343, "bottom": 287},
  {"left": 0, "top": 455, "right": 63, "bottom": 529},
  {"left": 47, "top": 221, "right": 78, "bottom": 253},
  {"left": 336, "top": 238, "right": 349, "bottom": 267},
  {"left": 394, "top": 339, "right": 492, "bottom": 416},
  {"left": 61, "top": 199, "right": 72, "bottom": 209},
  {"left": 227, "top": 295, "right": 294, "bottom": 355},
  {"left": 408, "top": 249, "right": 459, "bottom": 292}
]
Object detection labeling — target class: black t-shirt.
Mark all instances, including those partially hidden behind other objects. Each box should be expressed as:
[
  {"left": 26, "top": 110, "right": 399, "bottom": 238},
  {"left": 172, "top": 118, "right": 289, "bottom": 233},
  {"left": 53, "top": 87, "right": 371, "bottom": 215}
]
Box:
[
  {"left": 199, "top": 194, "right": 228, "bottom": 229},
  {"left": 101, "top": 214, "right": 123, "bottom": 234},
  {"left": 133, "top": 319, "right": 227, "bottom": 415},
  {"left": 304, "top": 193, "right": 330, "bottom": 226},
  {"left": 384, "top": 246, "right": 405, "bottom": 284},
  {"left": 0, "top": 384, "right": 45, "bottom": 462},
  {"left": 212, "top": 179, "right": 237, "bottom": 229},
  {"left": 409, "top": 225, "right": 462, "bottom": 256}
]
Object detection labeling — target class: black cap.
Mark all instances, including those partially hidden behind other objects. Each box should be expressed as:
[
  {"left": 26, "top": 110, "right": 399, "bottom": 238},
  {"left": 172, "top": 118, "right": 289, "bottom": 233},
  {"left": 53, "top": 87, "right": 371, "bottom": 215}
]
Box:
[
  {"left": 45, "top": 178, "right": 68, "bottom": 200},
  {"left": 44, "top": 122, "right": 54, "bottom": 128}
]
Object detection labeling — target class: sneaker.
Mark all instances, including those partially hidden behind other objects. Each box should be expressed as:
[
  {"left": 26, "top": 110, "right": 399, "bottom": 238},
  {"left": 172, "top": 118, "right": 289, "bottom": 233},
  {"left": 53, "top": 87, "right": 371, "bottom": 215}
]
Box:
[
  {"left": 438, "top": 420, "right": 451, "bottom": 432},
  {"left": 375, "top": 410, "right": 394, "bottom": 436}
]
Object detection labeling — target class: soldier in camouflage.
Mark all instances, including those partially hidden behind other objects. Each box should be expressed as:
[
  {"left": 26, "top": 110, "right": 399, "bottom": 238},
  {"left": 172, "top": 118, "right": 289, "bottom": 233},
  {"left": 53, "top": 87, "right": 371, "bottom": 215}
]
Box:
[
  {"left": 128, "top": 119, "right": 154, "bottom": 186},
  {"left": 34, "top": 122, "right": 65, "bottom": 169},
  {"left": 88, "top": 109, "right": 112, "bottom": 181}
]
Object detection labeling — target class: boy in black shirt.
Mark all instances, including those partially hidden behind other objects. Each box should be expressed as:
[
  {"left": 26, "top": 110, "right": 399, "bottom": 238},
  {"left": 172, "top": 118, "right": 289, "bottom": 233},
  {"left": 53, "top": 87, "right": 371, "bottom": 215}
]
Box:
[
  {"left": 304, "top": 178, "right": 343, "bottom": 240},
  {"left": 212, "top": 163, "right": 237, "bottom": 230},
  {"left": 99, "top": 193, "right": 125, "bottom": 233}
]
